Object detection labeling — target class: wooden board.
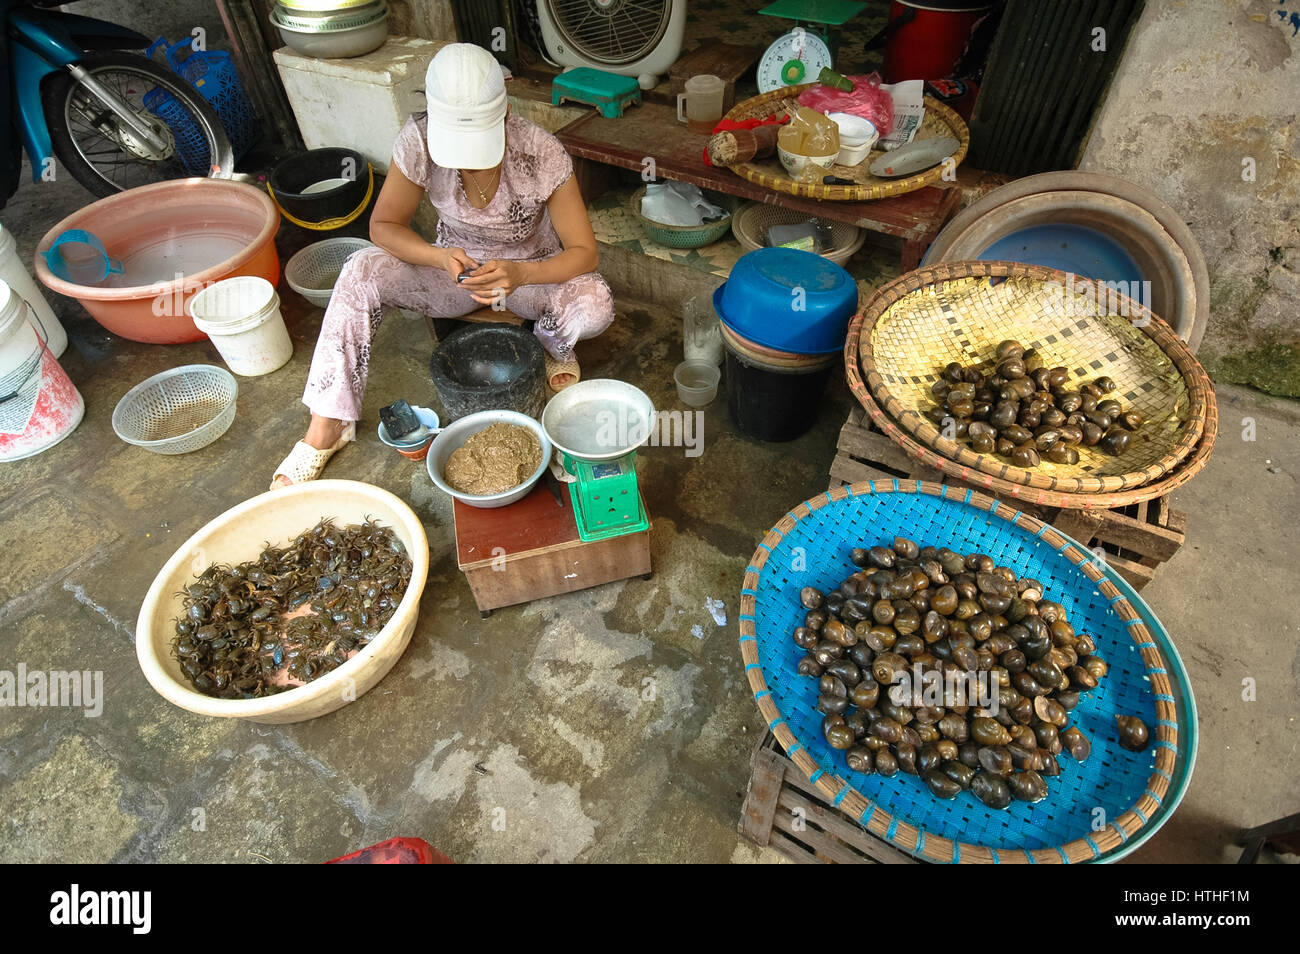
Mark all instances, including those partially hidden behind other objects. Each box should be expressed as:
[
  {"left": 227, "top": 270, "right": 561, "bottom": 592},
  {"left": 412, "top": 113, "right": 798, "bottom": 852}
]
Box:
[
  {"left": 454, "top": 482, "right": 651, "bottom": 613},
  {"left": 829, "top": 405, "right": 1187, "bottom": 592},
  {"left": 738, "top": 732, "right": 919, "bottom": 864},
  {"left": 555, "top": 100, "right": 956, "bottom": 243}
]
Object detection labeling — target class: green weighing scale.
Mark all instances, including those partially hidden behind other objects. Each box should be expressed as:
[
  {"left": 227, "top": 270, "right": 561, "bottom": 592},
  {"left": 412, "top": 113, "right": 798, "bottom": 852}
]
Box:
[
  {"left": 756, "top": 0, "right": 867, "bottom": 90},
  {"left": 540, "top": 379, "right": 655, "bottom": 543}
]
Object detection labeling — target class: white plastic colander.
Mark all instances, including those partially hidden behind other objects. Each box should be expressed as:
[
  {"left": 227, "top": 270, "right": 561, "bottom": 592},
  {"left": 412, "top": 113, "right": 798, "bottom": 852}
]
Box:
[
  {"left": 111, "top": 364, "right": 238, "bottom": 454},
  {"left": 284, "top": 237, "right": 373, "bottom": 308}
]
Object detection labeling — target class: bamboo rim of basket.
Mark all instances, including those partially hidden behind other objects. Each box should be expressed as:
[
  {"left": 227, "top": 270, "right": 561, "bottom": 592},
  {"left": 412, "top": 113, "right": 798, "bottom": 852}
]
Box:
[
  {"left": 845, "top": 306, "right": 1219, "bottom": 510},
  {"left": 739, "top": 480, "right": 1182, "bottom": 864},
  {"left": 721, "top": 87, "right": 969, "bottom": 201},
  {"left": 853, "top": 261, "right": 1214, "bottom": 496}
]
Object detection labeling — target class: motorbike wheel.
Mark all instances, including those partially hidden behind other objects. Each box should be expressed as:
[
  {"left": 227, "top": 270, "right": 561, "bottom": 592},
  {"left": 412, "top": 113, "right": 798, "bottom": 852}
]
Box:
[{"left": 43, "top": 52, "right": 234, "bottom": 198}]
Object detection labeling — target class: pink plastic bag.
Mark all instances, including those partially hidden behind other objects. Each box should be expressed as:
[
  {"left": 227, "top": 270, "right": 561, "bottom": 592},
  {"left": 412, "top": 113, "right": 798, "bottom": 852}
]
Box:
[{"left": 796, "top": 73, "right": 894, "bottom": 137}]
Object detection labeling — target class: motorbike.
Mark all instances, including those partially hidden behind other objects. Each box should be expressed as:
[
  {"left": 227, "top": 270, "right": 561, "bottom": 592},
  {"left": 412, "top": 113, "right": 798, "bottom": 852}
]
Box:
[{"left": 1, "top": 0, "right": 233, "bottom": 205}]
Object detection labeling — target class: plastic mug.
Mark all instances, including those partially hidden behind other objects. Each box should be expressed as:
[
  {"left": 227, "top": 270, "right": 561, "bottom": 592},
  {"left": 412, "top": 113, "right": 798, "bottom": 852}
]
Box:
[
  {"left": 677, "top": 74, "right": 725, "bottom": 135},
  {"left": 41, "top": 229, "right": 123, "bottom": 285}
]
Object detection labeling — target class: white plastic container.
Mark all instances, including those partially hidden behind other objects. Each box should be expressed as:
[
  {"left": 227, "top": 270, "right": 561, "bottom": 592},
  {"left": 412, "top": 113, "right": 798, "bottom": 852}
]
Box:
[
  {"left": 683, "top": 294, "right": 723, "bottom": 365},
  {"left": 829, "top": 113, "right": 879, "bottom": 167},
  {"left": 0, "top": 222, "right": 67, "bottom": 358},
  {"left": 674, "top": 360, "right": 720, "bottom": 407},
  {"left": 0, "top": 278, "right": 83, "bottom": 461},
  {"left": 188, "top": 276, "right": 293, "bottom": 376},
  {"left": 135, "top": 479, "right": 429, "bottom": 723}
]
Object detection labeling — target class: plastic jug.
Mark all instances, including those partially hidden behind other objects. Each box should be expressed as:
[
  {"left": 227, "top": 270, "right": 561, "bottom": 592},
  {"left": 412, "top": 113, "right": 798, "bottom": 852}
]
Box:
[{"left": 677, "top": 74, "right": 725, "bottom": 135}]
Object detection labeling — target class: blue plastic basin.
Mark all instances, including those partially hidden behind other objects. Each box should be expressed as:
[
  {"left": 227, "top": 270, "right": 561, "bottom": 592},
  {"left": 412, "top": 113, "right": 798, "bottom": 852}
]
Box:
[
  {"left": 976, "top": 223, "right": 1147, "bottom": 291},
  {"left": 713, "top": 247, "right": 858, "bottom": 356}
]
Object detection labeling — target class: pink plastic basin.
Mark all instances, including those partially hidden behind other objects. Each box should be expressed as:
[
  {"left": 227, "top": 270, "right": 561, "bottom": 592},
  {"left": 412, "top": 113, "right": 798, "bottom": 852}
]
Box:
[{"left": 34, "top": 178, "right": 280, "bottom": 345}]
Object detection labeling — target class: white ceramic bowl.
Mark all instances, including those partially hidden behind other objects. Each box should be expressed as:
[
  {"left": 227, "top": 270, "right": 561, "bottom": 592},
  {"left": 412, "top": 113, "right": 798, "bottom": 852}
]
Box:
[
  {"left": 425, "top": 409, "right": 551, "bottom": 509},
  {"left": 135, "top": 479, "right": 429, "bottom": 723},
  {"left": 778, "top": 144, "right": 838, "bottom": 183}
]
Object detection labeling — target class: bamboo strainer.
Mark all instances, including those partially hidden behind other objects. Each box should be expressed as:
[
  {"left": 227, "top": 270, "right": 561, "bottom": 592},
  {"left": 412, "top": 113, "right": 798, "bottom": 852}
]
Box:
[
  {"left": 854, "top": 262, "right": 1214, "bottom": 496},
  {"left": 721, "top": 87, "right": 969, "bottom": 201}
]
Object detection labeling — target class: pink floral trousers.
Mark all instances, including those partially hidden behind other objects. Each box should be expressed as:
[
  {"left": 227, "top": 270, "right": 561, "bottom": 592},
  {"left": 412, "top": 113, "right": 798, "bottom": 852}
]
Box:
[{"left": 302, "top": 246, "right": 614, "bottom": 421}]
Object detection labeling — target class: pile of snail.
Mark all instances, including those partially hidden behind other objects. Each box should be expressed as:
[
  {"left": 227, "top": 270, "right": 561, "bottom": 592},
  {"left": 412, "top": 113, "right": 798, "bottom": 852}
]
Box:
[
  {"left": 926, "top": 339, "right": 1146, "bottom": 467},
  {"left": 791, "top": 536, "right": 1152, "bottom": 809}
]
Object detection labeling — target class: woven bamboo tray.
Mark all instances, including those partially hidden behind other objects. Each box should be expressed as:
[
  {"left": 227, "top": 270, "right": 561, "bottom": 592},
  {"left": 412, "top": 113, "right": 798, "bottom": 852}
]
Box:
[
  {"left": 854, "top": 261, "right": 1214, "bottom": 496},
  {"left": 739, "top": 481, "right": 1197, "bottom": 863},
  {"left": 721, "top": 86, "right": 969, "bottom": 201},
  {"left": 845, "top": 309, "right": 1218, "bottom": 510}
]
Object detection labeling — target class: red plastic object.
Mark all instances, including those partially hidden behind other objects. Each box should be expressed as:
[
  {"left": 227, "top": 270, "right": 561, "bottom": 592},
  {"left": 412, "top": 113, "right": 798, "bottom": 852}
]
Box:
[
  {"left": 325, "top": 837, "right": 453, "bottom": 864},
  {"left": 881, "top": 1, "right": 990, "bottom": 83}
]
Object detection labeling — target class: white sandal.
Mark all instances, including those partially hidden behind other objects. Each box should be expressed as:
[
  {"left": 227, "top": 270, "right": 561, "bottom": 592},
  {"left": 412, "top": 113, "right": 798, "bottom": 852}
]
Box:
[{"left": 270, "top": 422, "right": 356, "bottom": 489}]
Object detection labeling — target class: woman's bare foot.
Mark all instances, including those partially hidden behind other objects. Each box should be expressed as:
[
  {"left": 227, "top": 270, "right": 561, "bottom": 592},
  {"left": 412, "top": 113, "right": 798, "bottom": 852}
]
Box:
[{"left": 271, "top": 415, "right": 353, "bottom": 488}]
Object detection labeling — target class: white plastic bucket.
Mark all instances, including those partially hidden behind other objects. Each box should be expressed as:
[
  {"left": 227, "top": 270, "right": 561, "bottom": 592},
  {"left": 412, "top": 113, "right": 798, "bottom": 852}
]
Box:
[
  {"left": 188, "top": 276, "right": 293, "bottom": 376},
  {"left": 0, "top": 278, "right": 83, "bottom": 461},
  {"left": 0, "top": 222, "right": 67, "bottom": 358}
]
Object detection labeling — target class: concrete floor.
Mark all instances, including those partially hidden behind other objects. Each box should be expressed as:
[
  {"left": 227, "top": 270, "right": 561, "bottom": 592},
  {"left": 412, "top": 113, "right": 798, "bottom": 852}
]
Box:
[{"left": 1, "top": 167, "right": 1296, "bottom": 865}]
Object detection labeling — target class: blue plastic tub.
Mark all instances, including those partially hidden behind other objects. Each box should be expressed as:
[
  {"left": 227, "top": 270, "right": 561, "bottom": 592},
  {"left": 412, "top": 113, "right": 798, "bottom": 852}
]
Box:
[{"left": 714, "top": 247, "right": 858, "bottom": 355}]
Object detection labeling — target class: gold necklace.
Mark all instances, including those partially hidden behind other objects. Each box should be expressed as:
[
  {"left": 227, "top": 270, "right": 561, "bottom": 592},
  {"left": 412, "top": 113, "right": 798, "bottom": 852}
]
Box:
[{"left": 462, "top": 167, "right": 500, "bottom": 205}]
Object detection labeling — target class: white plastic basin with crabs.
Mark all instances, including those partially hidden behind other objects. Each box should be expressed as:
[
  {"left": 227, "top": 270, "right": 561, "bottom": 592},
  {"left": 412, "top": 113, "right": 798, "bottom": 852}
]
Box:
[{"left": 135, "top": 480, "right": 429, "bottom": 723}]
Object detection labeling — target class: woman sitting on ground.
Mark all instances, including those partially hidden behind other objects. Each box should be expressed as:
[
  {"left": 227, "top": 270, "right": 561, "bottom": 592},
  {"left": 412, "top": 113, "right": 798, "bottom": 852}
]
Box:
[{"left": 272, "top": 42, "right": 614, "bottom": 488}]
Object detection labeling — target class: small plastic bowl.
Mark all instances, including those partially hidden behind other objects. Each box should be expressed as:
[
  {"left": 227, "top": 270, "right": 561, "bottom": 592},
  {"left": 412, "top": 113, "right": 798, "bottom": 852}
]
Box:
[
  {"left": 674, "top": 360, "right": 721, "bottom": 407},
  {"left": 377, "top": 405, "right": 440, "bottom": 461}
]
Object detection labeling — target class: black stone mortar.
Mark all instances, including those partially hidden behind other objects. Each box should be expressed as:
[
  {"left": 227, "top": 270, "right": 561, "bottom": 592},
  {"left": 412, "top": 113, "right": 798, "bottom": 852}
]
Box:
[{"left": 429, "top": 323, "right": 546, "bottom": 422}]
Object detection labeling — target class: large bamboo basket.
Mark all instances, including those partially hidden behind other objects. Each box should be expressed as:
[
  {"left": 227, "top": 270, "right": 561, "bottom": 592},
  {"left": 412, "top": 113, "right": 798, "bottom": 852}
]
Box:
[
  {"left": 852, "top": 261, "right": 1214, "bottom": 497},
  {"left": 721, "top": 85, "right": 969, "bottom": 201}
]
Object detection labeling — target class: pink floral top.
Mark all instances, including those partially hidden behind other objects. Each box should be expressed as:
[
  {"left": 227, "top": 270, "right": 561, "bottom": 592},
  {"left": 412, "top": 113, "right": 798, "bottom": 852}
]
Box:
[{"left": 392, "top": 112, "right": 574, "bottom": 264}]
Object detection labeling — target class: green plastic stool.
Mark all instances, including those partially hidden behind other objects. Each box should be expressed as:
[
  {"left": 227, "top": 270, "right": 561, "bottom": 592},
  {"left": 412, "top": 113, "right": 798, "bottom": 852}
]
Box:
[
  {"left": 552, "top": 68, "right": 642, "bottom": 118},
  {"left": 561, "top": 451, "right": 649, "bottom": 542}
]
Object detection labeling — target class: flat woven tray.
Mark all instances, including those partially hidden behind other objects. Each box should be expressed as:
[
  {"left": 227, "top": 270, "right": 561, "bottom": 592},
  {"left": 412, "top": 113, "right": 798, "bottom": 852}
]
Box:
[
  {"left": 721, "top": 86, "right": 969, "bottom": 201},
  {"left": 845, "top": 317, "right": 1219, "bottom": 509},
  {"left": 739, "top": 481, "right": 1196, "bottom": 863},
  {"left": 855, "top": 261, "right": 1214, "bottom": 496}
]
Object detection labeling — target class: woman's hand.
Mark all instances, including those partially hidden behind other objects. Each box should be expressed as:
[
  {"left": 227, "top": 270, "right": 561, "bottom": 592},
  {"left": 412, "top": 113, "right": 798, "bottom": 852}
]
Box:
[
  {"left": 459, "top": 258, "right": 528, "bottom": 306},
  {"left": 439, "top": 246, "right": 478, "bottom": 283}
]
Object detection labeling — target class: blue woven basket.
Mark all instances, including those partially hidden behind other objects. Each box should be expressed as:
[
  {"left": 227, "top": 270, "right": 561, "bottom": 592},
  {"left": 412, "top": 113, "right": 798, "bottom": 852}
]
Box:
[{"left": 738, "top": 480, "right": 1196, "bottom": 863}]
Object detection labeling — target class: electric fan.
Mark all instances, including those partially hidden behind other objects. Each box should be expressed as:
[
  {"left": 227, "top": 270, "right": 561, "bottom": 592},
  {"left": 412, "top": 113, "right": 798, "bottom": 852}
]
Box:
[{"left": 535, "top": 0, "right": 687, "bottom": 90}]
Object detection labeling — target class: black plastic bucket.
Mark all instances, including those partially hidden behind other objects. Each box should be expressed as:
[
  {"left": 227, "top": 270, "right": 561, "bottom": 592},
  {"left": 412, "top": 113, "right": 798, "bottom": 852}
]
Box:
[
  {"left": 724, "top": 344, "right": 834, "bottom": 442},
  {"left": 429, "top": 323, "right": 547, "bottom": 422},
  {"left": 267, "top": 148, "right": 373, "bottom": 231}
]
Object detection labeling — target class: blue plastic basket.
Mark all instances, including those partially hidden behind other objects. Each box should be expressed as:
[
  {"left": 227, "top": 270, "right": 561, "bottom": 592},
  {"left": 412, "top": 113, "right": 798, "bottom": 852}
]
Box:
[
  {"left": 144, "top": 36, "right": 258, "bottom": 175},
  {"left": 738, "top": 480, "right": 1196, "bottom": 864}
]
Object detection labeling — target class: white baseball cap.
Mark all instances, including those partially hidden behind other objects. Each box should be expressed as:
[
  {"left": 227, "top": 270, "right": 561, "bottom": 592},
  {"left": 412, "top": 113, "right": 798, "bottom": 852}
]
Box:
[{"left": 423, "top": 43, "right": 507, "bottom": 170}]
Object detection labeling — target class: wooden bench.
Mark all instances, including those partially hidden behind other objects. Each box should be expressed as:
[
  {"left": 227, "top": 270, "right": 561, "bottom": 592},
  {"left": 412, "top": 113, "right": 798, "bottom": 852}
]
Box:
[
  {"left": 554, "top": 99, "right": 961, "bottom": 270},
  {"left": 421, "top": 305, "right": 524, "bottom": 344}
]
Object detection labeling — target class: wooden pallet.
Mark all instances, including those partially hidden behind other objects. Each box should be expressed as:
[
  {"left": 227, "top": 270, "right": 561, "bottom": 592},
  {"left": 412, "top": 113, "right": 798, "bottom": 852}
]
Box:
[
  {"left": 829, "top": 406, "right": 1187, "bottom": 591},
  {"left": 738, "top": 732, "right": 919, "bottom": 864}
]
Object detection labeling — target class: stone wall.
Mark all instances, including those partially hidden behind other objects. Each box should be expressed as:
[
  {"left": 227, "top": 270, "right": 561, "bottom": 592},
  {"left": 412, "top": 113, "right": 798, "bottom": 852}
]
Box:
[{"left": 1080, "top": 0, "right": 1300, "bottom": 394}]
